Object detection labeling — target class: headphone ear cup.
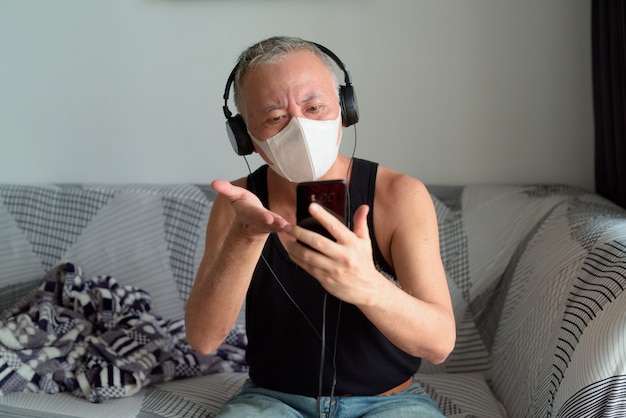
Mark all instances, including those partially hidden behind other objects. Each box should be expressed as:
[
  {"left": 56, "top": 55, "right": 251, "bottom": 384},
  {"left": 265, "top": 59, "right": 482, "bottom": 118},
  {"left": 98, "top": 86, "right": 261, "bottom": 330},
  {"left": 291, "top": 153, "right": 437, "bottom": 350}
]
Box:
[
  {"left": 226, "top": 114, "right": 254, "bottom": 155},
  {"left": 339, "top": 84, "right": 359, "bottom": 127}
]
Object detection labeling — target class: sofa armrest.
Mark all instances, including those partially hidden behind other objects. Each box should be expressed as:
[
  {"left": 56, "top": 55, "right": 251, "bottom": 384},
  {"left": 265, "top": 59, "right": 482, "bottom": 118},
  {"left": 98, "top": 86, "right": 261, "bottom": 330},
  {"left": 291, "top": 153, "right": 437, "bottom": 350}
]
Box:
[{"left": 489, "top": 192, "right": 626, "bottom": 417}]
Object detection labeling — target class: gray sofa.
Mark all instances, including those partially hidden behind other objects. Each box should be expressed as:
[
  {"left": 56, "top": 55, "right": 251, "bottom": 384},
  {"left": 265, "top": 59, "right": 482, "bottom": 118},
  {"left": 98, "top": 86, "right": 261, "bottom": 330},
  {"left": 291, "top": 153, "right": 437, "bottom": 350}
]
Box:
[{"left": 0, "top": 183, "right": 625, "bottom": 417}]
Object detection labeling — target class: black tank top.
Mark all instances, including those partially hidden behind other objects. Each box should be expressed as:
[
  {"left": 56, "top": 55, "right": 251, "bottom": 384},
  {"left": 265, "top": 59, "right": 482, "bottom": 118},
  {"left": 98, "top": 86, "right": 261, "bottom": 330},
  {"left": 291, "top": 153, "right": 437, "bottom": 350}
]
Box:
[{"left": 245, "top": 158, "right": 421, "bottom": 397}]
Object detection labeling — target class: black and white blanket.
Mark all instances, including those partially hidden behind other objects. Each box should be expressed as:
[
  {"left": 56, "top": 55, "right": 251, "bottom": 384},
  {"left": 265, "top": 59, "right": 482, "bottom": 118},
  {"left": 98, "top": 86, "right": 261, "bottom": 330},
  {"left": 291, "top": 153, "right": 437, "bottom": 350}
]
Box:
[{"left": 0, "top": 262, "right": 248, "bottom": 403}]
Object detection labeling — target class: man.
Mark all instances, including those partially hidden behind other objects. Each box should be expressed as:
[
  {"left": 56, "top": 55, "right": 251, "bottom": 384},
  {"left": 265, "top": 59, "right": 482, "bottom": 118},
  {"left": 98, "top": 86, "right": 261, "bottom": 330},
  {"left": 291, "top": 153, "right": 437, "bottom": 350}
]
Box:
[{"left": 185, "top": 36, "right": 455, "bottom": 417}]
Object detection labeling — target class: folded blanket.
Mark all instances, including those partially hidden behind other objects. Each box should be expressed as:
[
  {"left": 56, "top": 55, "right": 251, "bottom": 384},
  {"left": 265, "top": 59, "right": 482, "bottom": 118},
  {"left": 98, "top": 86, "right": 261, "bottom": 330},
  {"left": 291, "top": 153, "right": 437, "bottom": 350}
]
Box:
[{"left": 0, "top": 262, "right": 248, "bottom": 403}]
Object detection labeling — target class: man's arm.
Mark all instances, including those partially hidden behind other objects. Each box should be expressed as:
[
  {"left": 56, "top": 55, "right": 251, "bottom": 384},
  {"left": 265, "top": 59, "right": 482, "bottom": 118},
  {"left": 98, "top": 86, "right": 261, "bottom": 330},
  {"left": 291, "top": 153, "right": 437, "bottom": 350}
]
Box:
[
  {"left": 284, "top": 172, "right": 456, "bottom": 363},
  {"left": 365, "top": 173, "right": 455, "bottom": 363},
  {"left": 185, "top": 179, "right": 287, "bottom": 355}
]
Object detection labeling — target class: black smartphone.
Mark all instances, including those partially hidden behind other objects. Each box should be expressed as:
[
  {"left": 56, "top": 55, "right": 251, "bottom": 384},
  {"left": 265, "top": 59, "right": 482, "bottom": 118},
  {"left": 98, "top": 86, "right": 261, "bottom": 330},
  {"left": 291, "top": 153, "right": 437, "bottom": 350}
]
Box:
[{"left": 296, "top": 180, "right": 347, "bottom": 241}]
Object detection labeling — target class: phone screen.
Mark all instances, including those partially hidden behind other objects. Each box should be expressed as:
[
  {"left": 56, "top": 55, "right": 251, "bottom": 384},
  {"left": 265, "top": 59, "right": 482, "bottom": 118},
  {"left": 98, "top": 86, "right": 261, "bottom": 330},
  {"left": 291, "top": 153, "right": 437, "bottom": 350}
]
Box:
[{"left": 296, "top": 180, "right": 347, "bottom": 241}]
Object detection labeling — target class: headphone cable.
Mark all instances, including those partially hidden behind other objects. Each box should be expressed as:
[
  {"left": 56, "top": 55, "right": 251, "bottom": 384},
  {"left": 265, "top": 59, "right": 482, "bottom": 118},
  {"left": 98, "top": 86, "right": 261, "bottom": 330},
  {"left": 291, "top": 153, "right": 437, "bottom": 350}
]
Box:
[
  {"left": 321, "top": 123, "right": 356, "bottom": 416},
  {"left": 243, "top": 123, "right": 357, "bottom": 416}
]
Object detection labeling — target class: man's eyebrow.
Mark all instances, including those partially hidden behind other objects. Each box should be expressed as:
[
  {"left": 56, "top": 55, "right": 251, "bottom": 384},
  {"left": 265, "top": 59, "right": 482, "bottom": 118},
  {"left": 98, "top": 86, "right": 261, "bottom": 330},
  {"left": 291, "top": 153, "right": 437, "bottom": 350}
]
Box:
[
  {"left": 263, "top": 103, "right": 283, "bottom": 113},
  {"left": 300, "top": 93, "right": 322, "bottom": 105},
  {"left": 261, "top": 94, "right": 321, "bottom": 113}
]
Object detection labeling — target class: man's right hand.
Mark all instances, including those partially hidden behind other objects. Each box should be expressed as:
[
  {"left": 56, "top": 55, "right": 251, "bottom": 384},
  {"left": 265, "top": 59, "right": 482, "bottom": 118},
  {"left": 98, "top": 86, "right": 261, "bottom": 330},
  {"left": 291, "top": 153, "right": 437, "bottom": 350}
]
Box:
[{"left": 212, "top": 179, "right": 289, "bottom": 236}]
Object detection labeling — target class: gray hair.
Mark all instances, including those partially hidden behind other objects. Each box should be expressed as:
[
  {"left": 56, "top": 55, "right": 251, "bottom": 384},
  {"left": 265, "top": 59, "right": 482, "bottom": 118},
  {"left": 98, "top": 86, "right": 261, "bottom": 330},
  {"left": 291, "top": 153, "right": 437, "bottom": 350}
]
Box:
[{"left": 233, "top": 36, "right": 339, "bottom": 114}]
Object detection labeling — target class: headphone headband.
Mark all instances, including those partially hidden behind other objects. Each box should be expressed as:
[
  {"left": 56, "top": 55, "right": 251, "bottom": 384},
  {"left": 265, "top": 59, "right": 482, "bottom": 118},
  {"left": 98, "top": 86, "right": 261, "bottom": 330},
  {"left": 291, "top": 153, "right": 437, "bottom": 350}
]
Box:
[
  {"left": 222, "top": 64, "right": 238, "bottom": 120},
  {"left": 311, "top": 42, "right": 353, "bottom": 86},
  {"left": 223, "top": 40, "right": 359, "bottom": 156}
]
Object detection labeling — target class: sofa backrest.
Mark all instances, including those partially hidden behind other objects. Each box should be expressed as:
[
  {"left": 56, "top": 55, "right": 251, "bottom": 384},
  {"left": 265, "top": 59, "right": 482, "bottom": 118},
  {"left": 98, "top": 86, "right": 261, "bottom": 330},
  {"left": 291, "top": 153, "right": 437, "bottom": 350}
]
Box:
[
  {"left": 2, "top": 183, "right": 625, "bottom": 416},
  {"left": 0, "top": 184, "right": 214, "bottom": 320}
]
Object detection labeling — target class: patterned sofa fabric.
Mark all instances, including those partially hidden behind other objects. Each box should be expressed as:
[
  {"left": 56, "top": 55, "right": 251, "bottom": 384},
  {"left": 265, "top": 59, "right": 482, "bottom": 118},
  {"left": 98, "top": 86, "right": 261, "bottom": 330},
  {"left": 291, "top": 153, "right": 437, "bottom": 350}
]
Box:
[
  {"left": 0, "top": 184, "right": 216, "bottom": 320},
  {"left": 0, "top": 184, "right": 625, "bottom": 418},
  {"left": 427, "top": 185, "right": 626, "bottom": 417}
]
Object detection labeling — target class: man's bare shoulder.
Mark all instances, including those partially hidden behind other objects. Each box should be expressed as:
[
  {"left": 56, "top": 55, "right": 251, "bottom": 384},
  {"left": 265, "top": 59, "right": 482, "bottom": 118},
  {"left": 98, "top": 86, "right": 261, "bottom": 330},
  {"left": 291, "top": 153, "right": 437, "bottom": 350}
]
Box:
[
  {"left": 370, "top": 165, "right": 436, "bottom": 267},
  {"left": 232, "top": 177, "right": 247, "bottom": 188},
  {"left": 375, "top": 165, "right": 429, "bottom": 203},
  {"left": 373, "top": 165, "right": 437, "bottom": 232}
]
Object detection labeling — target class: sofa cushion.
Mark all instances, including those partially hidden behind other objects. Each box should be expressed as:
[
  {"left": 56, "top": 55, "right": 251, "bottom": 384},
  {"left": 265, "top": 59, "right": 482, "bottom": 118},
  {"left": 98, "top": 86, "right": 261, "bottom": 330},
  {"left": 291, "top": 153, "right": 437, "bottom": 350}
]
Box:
[{"left": 0, "top": 371, "right": 507, "bottom": 418}]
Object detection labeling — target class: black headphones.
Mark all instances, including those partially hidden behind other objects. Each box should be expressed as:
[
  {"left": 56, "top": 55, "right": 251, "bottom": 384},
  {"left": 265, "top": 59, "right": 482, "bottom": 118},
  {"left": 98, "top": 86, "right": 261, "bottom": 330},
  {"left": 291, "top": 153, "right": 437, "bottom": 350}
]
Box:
[{"left": 222, "top": 42, "right": 359, "bottom": 156}]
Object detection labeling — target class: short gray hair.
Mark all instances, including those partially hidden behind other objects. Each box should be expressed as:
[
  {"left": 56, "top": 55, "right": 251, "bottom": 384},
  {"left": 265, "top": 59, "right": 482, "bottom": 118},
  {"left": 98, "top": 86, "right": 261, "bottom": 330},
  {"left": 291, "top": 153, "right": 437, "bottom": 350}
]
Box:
[{"left": 233, "top": 36, "right": 339, "bottom": 114}]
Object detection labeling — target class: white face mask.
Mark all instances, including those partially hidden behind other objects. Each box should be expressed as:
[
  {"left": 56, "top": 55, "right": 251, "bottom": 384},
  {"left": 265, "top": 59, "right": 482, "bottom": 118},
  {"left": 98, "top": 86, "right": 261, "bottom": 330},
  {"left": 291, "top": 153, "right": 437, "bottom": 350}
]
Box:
[{"left": 250, "top": 114, "right": 342, "bottom": 183}]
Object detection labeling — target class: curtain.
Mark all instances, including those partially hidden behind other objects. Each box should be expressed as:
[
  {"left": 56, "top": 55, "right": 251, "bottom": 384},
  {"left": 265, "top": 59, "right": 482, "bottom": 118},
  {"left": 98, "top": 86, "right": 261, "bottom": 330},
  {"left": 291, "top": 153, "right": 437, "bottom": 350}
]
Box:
[{"left": 592, "top": 0, "right": 626, "bottom": 208}]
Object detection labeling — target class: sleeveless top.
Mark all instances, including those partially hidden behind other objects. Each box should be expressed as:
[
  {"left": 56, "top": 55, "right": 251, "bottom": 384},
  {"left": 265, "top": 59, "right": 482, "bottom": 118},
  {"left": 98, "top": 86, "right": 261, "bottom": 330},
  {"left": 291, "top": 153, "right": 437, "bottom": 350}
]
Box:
[{"left": 245, "top": 158, "right": 421, "bottom": 397}]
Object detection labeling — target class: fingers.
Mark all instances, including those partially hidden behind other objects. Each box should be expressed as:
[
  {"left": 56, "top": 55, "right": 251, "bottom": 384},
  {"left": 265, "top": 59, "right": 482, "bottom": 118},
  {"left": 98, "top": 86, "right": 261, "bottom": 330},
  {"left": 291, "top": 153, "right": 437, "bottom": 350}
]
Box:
[
  {"left": 308, "top": 202, "right": 370, "bottom": 241},
  {"left": 211, "top": 179, "right": 232, "bottom": 194},
  {"left": 286, "top": 203, "right": 370, "bottom": 252},
  {"left": 352, "top": 205, "right": 370, "bottom": 239},
  {"left": 212, "top": 180, "right": 247, "bottom": 203},
  {"left": 212, "top": 179, "right": 288, "bottom": 234},
  {"left": 283, "top": 203, "right": 375, "bottom": 305},
  {"left": 308, "top": 202, "right": 344, "bottom": 238}
]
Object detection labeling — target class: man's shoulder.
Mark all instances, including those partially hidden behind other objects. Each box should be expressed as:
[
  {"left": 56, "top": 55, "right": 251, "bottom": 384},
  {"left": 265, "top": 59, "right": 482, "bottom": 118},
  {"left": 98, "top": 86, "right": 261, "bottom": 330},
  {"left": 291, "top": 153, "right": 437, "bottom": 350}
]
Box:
[
  {"left": 374, "top": 164, "right": 425, "bottom": 193},
  {"left": 232, "top": 177, "right": 247, "bottom": 188}
]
